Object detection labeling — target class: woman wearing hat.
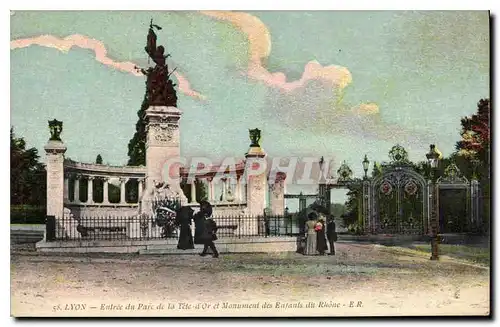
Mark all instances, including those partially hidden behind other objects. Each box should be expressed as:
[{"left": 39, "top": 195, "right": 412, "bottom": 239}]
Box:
[{"left": 304, "top": 211, "right": 318, "bottom": 255}]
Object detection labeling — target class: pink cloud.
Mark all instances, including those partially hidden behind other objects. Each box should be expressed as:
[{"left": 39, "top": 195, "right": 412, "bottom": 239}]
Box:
[
  {"left": 201, "top": 11, "right": 352, "bottom": 92},
  {"left": 10, "top": 34, "right": 205, "bottom": 100}
]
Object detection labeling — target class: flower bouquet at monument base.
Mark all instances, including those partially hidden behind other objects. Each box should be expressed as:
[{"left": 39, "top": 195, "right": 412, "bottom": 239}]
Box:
[{"left": 152, "top": 198, "right": 181, "bottom": 238}]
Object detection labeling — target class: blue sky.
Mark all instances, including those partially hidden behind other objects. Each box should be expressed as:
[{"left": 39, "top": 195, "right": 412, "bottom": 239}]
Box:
[{"left": 10, "top": 11, "right": 489, "bottom": 202}]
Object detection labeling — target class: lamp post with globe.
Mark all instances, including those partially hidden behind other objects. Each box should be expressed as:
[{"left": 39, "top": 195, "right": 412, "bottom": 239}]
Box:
[
  {"left": 426, "top": 144, "right": 441, "bottom": 260},
  {"left": 362, "top": 155, "right": 370, "bottom": 180}
]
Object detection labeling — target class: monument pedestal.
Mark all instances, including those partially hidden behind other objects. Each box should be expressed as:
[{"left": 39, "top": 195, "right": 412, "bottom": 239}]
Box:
[
  {"left": 245, "top": 145, "right": 267, "bottom": 217},
  {"left": 45, "top": 138, "right": 67, "bottom": 240},
  {"left": 269, "top": 174, "right": 286, "bottom": 215},
  {"left": 44, "top": 140, "right": 67, "bottom": 220},
  {"left": 142, "top": 105, "right": 188, "bottom": 213}
]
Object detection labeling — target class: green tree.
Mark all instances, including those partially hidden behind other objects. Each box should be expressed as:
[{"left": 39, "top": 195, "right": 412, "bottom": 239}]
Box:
[
  {"left": 96, "top": 154, "right": 103, "bottom": 164},
  {"left": 10, "top": 128, "right": 46, "bottom": 206},
  {"left": 195, "top": 180, "right": 208, "bottom": 203},
  {"left": 456, "top": 98, "right": 490, "bottom": 168},
  {"left": 127, "top": 94, "right": 148, "bottom": 166},
  {"left": 455, "top": 98, "right": 490, "bottom": 232}
]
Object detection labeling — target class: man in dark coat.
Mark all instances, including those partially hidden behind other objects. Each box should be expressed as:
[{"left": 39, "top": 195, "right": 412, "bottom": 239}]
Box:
[
  {"left": 326, "top": 215, "right": 338, "bottom": 255},
  {"left": 193, "top": 210, "right": 205, "bottom": 245},
  {"left": 198, "top": 201, "right": 219, "bottom": 258}
]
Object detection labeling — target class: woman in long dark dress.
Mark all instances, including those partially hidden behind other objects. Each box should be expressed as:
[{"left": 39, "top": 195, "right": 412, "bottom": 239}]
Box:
[
  {"left": 177, "top": 206, "right": 195, "bottom": 250},
  {"left": 316, "top": 216, "right": 328, "bottom": 255}
]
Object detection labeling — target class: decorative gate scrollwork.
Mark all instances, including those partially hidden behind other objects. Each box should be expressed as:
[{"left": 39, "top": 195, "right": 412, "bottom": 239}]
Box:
[
  {"left": 368, "top": 145, "right": 428, "bottom": 234},
  {"left": 436, "top": 162, "right": 478, "bottom": 233}
]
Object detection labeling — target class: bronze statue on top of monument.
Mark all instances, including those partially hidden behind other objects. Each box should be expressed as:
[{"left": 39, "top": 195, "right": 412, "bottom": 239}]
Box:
[{"left": 136, "top": 19, "right": 178, "bottom": 107}]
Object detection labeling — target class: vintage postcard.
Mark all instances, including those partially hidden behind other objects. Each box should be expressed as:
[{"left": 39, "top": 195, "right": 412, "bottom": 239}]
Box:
[{"left": 10, "top": 10, "right": 491, "bottom": 317}]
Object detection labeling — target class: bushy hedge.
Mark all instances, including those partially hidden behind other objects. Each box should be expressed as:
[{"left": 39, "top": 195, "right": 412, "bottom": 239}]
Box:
[{"left": 10, "top": 205, "right": 46, "bottom": 224}]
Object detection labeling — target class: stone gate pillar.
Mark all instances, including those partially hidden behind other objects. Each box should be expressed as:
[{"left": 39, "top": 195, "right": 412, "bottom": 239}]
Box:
[
  {"left": 269, "top": 172, "right": 286, "bottom": 215},
  {"left": 470, "top": 179, "right": 480, "bottom": 229},
  {"left": 243, "top": 129, "right": 267, "bottom": 238},
  {"left": 245, "top": 150, "right": 267, "bottom": 216},
  {"left": 143, "top": 106, "right": 188, "bottom": 212},
  {"left": 44, "top": 120, "right": 67, "bottom": 236}
]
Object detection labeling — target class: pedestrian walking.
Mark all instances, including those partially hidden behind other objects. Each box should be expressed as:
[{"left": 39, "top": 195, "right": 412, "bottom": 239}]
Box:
[{"left": 198, "top": 201, "right": 219, "bottom": 258}]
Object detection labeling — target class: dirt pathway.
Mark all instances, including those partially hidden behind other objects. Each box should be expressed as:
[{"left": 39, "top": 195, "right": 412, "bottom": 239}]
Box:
[{"left": 11, "top": 243, "right": 490, "bottom": 317}]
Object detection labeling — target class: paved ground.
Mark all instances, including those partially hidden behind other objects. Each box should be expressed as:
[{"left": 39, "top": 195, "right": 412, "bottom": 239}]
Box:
[{"left": 11, "top": 243, "right": 490, "bottom": 317}]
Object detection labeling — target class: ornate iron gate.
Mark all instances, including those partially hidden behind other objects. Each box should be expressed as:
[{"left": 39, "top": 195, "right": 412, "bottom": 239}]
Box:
[
  {"left": 368, "top": 145, "right": 429, "bottom": 234},
  {"left": 436, "top": 162, "right": 479, "bottom": 233}
]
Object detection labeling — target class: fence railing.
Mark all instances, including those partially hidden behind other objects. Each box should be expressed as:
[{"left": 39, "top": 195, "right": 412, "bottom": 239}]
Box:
[{"left": 48, "top": 214, "right": 300, "bottom": 242}]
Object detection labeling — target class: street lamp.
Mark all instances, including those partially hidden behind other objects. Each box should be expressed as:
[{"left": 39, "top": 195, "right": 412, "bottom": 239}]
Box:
[
  {"left": 362, "top": 154, "right": 370, "bottom": 179},
  {"left": 318, "top": 156, "right": 328, "bottom": 209},
  {"left": 426, "top": 144, "right": 440, "bottom": 260}
]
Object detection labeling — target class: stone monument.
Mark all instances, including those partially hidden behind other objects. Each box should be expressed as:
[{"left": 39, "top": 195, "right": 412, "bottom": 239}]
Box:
[
  {"left": 137, "top": 20, "right": 187, "bottom": 213},
  {"left": 44, "top": 119, "right": 68, "bottom": 238},
  {"left": 245, "top": 128, "right": 268, "bottom": 218},
  {"left": 269, "top": 171, "right": 286, "bottom": 215}
]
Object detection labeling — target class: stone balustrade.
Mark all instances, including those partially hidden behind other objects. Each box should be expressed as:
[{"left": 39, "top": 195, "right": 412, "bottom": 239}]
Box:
[
  {"left": 62, "top": 160, "right": 146, "bottom": 221},
  {"left": 64, "top": 160, "right": 147, "bottom": 175}
]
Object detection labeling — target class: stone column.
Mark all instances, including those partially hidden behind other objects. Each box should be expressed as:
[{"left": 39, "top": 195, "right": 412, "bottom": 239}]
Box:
[
  {"left": 120, "top": 177, "right": 128, "bottom": 204},
  {"left": 102, "top": 177, "right": 109, "bottom": 204},
  {"left": 221, "top": 178, "right": 227, "bottom": 201},
  {"left": 471, "top": 179, "right": 480, "bottom": 228},
  {"left": 138, "top": 178, "right": 144, "bottom": 202},
  {"left": 44, "top": 128, "right": 67, "bottom": 227},
  {"left": 87, "top": 176, "right": 94, "bottom": 204},
  {"left": 207, "top": 177, "right": 214, "bottom": 202},
  {"left": 190, "top": 179, "right": 197, "bottom": 203},
  {"left": 244, "top": 139, "right": 267, "bottom": 219},
  {"left": 63, "top": 173, "right": 70, "bottom": 204},
  {"left": 73, "top": 175, "right": 81, "bottom": 204},
  {"left": 236, "top": 176, "right": 242, "bottom": 203}
]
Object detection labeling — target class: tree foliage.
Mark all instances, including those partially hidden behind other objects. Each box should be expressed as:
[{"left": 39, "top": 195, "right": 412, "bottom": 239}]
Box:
[
  {"left": 454, "top": 98, "right": 490, "bottom": 230},
  {"left": 95, "top": 154, "right": 103, "bottom": 164},
  {"left": 10, "top": 128, "right": 46, "bottom": 206},
  {"left": 456, "top": 98, "right": 490, "bottom": 164},
  {"left": 127, "top": 94, "right": 148, "bottom": 166}
]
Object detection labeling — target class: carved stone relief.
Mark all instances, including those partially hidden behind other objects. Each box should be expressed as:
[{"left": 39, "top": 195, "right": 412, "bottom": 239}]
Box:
[{"left": 148, "top": 124, "right": 176, "bottom": 146}]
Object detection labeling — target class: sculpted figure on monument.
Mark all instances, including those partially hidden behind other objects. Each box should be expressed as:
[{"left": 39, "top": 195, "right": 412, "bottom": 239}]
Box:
[{"left": 137, "top": 19, "right": 177, "bottom": 107}]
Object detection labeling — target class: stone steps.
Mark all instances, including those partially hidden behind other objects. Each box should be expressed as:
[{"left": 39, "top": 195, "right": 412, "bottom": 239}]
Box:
[{"left": 11, "top": 230, "right": 44, "bottom": 244}]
